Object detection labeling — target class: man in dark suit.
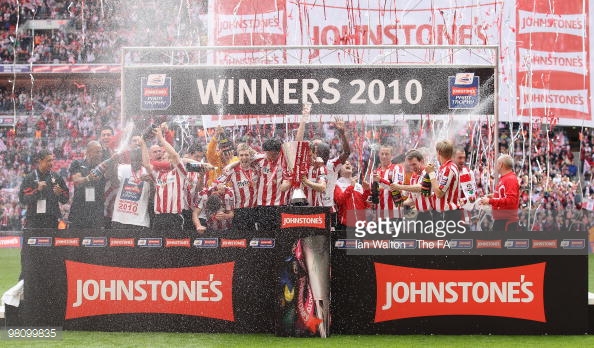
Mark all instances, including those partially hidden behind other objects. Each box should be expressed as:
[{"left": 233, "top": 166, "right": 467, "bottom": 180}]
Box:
[{"left": 19, "top": 149, "right": 69, "bottom": 228}]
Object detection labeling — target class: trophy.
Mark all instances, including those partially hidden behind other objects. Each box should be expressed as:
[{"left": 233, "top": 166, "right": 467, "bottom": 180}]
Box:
[{"left": 282, "top": 141, "right": 312, "bottom": 206}]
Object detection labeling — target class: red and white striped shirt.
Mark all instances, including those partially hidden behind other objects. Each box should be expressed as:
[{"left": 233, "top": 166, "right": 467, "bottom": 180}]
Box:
[
  {"left": 435, "top": 159, "right": 460, "bottom": 212},
  {"left": 194, "top": 186, "right": 234, "bottom": 231},
  {"left": 218, "top": 164, "right": 259, "bottom": 208},
  {"left": 302, "top": 164, "right": 328, "bottom": 207},
  {"left": 410, "top": 169, "right": 435, "bottom": 212},
  {"left": 186, "top": 171, "right": 205, "bottom": 210},
  {"left": 255, "top": 154, "right": 289, "bottom": 206},
  {"left": 152, "top": 162, "right": 188, "bottom": 214},
  {"left": 376, "top": 163, "right": 405, "bottom": 219}
]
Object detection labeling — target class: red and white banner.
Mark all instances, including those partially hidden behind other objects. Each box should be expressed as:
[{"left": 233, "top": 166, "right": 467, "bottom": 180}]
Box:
[
  {"left": 65, "top": 261, "right": 235, "bottom": 321},
  {"left": 0, "top": 236, "right": 21, "bottom": 248},
  {"left": 210, "top": 0, "right": 287, "bottom": 65},
  {"left": 280, "top": 213, "right": 326, "bottom": 229},
  {"left": 374, "top": 262, "right": 546, "bottom": 323},
  {"left": 31, "top": 64, "right": 120, "bottom": 73},
  {"left": 285, "top": 1, "right": 500, "bottom": 63},
  {"left": 54, "top": 238, "right": 80, "bottom": 247},
  {"left": 516, "top": 0, "right": 590, "bottom": 123},
  {"left": 220, "top": 239, "right": 248, "bottom": 248},
  {"left": 109, "top": 238, "right": 135, "bottom": 247},
  {"left": 532, "top": 240, "right": 558, "bottom": 248},
  {"left": 209, "top": 0, "right": 287, "bottom": 126},
  {"left": 165, "top": 238, "right": 191, "bottom": 248}
]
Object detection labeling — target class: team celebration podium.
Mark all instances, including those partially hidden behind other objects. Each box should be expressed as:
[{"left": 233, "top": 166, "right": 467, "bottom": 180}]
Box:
[
  {"left": 15, "top": 206, "right": 592, "bottom": 335},
  {"left": 20, "top": 206, "right": 332, "bottom": 336}
]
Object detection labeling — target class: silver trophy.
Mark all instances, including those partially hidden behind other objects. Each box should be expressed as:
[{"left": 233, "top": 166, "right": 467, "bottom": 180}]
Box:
[{"left": 282, "top": 141, "right": 311, "bottom": 206}]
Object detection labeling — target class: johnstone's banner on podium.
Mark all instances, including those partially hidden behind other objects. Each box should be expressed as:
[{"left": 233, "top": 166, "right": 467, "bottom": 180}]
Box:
[{"left": 123, "top": 66, "right": 495, "bottom": 116}]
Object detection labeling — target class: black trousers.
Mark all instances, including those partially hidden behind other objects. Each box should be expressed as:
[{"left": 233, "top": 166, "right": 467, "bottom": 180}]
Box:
[
  {"left": 493, "top": 220, "right": 520, "bottom": 232},
  {"left": 25, "top": 215, "right": 58, "bottom": 229}
]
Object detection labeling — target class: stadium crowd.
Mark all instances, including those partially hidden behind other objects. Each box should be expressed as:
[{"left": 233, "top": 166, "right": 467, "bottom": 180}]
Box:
[
  {"left": 0, "top": 0, "right": 207, "bottom": 64},
  {"left": 0, "top": 82, "right": 591, "bottom": 232},
  {"left": 0, "top": 84, "right": 119, "bottom": 229}
]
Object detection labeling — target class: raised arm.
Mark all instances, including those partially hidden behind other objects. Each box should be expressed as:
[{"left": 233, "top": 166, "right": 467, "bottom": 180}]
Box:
[
  {"left": 156, "top": 124, "right": 181, "bottom": 166},
  {"left": 206, "top": 127, "right": 223, "bottom": 170},
  {"left": 295, "top": 103, "right": 311, "bottom": 142},
  {"left": 392, "top": 182, "right": 422, "bottom": 193},
  {"left": 335, "top": 118, "right": 351, "bottom": 164}
]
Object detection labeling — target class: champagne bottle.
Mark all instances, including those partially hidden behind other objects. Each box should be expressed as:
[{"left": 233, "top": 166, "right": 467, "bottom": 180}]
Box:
[
  {"left": 90, "top": 153, "right": 120, "bottom": 178},
  {"left": 142, "top": 124, "right": 158, "bottom": 141},
  {"left": 391, "top": 189, "right": 404, "bottom": 206},
  {"left": 421, "top": 172, "right": 432, "bottom": 196}
]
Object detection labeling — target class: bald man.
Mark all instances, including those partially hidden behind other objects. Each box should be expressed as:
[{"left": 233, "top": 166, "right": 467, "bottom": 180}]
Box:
[
  {"left": 68, "top": 141, "right": 108, "bottom": 228},
  {"left": 150, "top": 144, "right": 165, "bottom": 162},
  {"left": 479, "top": 154, "right": 520, "bottom": 232}
]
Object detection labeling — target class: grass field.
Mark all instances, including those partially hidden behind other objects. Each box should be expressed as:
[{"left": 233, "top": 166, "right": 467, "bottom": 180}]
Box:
[
  {"left": 0, "top": 247, "right": 19, "bottom": 292},
  {"left": 1, "top": 248, "right": 594, "bottom": 347},
  {"left": 0, "top": 331, "right": 593, "bottom": 347}
]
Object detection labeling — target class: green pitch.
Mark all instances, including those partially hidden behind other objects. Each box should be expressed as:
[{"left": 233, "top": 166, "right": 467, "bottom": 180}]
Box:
[
  {"left": 0, "top": 248, "right": 19, "bottom": 292},
  {"left": 1, "top": 332, "right": 594, "bottom": 347},
  {"left": 1, "top": 250, "right": 594, "bottom": 347}
]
